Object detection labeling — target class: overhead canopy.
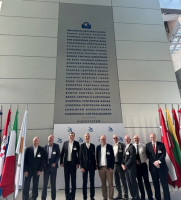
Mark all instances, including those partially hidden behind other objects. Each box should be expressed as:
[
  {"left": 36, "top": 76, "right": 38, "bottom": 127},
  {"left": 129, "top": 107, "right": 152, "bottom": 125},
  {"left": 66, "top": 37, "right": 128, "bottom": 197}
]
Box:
[{"left": 160, "top": 0, "right": 181, "bottom": 14}]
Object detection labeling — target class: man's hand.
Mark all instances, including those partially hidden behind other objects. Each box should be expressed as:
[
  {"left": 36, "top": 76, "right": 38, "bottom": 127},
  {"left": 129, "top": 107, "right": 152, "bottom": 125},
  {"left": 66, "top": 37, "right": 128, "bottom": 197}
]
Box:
[
  {"left": 60, "top": 164, "right": 64, "bottom": 167},
  {"left": 51, "top": 163, "right": 56, "bottom": 168},
  {"left": 24, "top": 172, "right": 28, "bottom": 177},
  {"left": 81, "top": 168, "right": 85, "bottom": 173},
  {"left": 121, "top": 164, "right": 126, "bottom": 171},
  {"left": 153, "top": 160, "right": 160, "bottom": 168},
  {"left": 109, "top": 168, "right": 113, "bottom": 173},
  {"left": 37, "top": 171, "right": 41, "bottom": 176}
]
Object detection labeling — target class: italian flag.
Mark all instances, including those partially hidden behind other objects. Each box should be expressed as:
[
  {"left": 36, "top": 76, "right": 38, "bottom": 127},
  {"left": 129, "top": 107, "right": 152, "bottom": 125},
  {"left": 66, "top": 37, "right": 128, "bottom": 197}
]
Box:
[{"left": 0, "top": 109, "right": 18, "bottom": 197}]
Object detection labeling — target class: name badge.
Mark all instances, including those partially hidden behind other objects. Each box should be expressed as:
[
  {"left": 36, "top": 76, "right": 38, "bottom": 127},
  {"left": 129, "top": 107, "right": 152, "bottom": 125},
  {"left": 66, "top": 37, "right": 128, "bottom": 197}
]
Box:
[
  {"left": 53, "top": 152, "right": 56, "bottom": 154},
  {"left": 126, "top": 152, "right": 129, "bottom": 155},
  {"left": 107, "top": 152, "right": 110, "bottom": 155},
  {"left": 119, "top": 150, "right": 122, "bottom": 152},
  {"left": 37, "top": 154, "right": 41, "bottom": 157},
  {"left": 73, "top": 147, "right": 77, "bottom": 150},
  {"left": 158, "top": 150, "right": 162, "bottom": 154}
]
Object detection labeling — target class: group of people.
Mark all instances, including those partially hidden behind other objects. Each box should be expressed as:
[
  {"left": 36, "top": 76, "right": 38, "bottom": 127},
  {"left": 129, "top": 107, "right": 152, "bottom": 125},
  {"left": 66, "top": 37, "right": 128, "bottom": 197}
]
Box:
[{"left": 23, "top": 132, "right": 171, "bottom": 200}]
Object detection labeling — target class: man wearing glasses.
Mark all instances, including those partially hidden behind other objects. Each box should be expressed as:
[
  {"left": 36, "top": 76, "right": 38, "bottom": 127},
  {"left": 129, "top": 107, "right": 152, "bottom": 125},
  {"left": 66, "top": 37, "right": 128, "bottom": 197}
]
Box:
[
  {"left": 96, "top": 135, "right": 114, "bottom": 200},
  {"left": 113, "top": 134, "right": 128, "bottom": 200}
]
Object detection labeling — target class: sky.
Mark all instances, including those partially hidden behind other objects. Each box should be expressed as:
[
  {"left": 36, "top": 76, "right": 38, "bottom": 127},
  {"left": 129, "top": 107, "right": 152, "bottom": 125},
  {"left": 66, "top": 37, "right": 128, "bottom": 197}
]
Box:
[{"left": 159, "top": 0, "right": 181, "bottom": 9}]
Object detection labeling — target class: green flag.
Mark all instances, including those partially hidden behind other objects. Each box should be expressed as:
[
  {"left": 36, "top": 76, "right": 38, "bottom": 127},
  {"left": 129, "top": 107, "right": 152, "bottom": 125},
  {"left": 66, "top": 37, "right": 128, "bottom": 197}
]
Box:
[{"left": 12, "top": 109, "right": 19, "bottom": 148}]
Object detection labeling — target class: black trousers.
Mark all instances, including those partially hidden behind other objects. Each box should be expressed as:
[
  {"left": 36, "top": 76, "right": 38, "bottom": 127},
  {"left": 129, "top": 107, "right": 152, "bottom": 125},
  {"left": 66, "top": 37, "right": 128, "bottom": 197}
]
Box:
[
  {"left": 114, "top": 163, "right": 128, "bottom": 198},
  {"left": 41, "top": 165, "right": 57, "bottom": 200},
  {"left": 125, "top": 169, "right": 140, "bottom": 200},
  {"left": 23, "top": 172, "right": 40, "bottom": 200},
  {"left": 82, "top": 168, "right": 95, "bottom": 199},
  {"left": 136, "top": 162, "right": 153, "bottom": 200},
  {"left": 150, "top": 168, "right": 170, "bottom": 200},
  {"left": 64, "top": 161, "right": 77, "bottom": 199}
]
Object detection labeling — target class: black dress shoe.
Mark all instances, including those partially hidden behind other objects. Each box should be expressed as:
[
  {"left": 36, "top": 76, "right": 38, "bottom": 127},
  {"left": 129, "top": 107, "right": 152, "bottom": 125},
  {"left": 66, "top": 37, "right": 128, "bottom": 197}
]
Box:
[
  {"left": 91, "top": 198, "right": 95, "bottom": 200},
  {"left": 113, "top": 196, "right": 123, "bottom": 200}
]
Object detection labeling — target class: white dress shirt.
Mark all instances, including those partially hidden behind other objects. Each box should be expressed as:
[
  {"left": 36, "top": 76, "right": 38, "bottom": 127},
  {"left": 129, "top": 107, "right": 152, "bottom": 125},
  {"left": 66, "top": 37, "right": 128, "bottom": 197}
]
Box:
[
  {"left": 34, "top": 146, "right": 38, "bottom": 157},
  {"left": 100, "top": 144, "right": 107, "bottom": 166},
  {"left": 86, "top": 143, "right": 90, "bottom": 149},
  {"left": 113, "top": 143, "right": 118, "bottom": 162},
  {"left": 68, "top": 141, "right": 73, "bottom": 161},
  {"left": 48, "top": 145, "right": 53, "bottom": 159},
  {"left": 125, "top": 143, "right": 131, "bottom": 151}
]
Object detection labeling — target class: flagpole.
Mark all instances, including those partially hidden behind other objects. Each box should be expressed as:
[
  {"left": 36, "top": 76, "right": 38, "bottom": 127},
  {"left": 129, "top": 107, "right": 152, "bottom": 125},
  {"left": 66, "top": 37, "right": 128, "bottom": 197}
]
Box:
[
  {"left": 7, "top": 105, "right": 11, "bottom": 200},
  {"left": 13, "top": 105, "right": 19, "bottom": 200},
  {"left": 0, "top": 105, "right": 2, "bottom": 144},
  {"left": 172, "top": 104, "right": 174, "bottom": 126},
  {"left": 178, "top": 104, "right": 181, "bottom": 132},
  {"left": 158, "top": 104, "right": 161, "bottom": 140}
]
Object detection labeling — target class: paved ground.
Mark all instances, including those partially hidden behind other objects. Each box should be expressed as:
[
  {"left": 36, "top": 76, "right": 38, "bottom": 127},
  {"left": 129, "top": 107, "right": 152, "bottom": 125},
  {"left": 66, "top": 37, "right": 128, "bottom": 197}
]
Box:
[{"left": 1, "top": 185, "right": 181, "bottom": 199}]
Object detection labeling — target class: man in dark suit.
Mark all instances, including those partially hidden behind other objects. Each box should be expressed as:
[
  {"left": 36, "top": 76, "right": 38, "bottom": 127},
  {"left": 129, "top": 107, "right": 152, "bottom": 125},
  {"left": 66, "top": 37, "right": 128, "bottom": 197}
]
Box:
[
  {"left": 80, "top": 132, "right": 96, "bottom": 200},
  {"left": 112, "top": 134, "right": 128, "bottom": 200},
  {"left": 133, "top": 135, "right": 153, "bottom": 200},
  {"left": 122, "top": 135, "right": 140, "bottom": 200},
  {"left": 23, "top": 136, "right": 45, "bottom": 200},
  {"left": 41, "top": 134, "right": 60, "bottom": 200},
  {"left": 146, "top": 133, "right": 170, "bottom": 200},
  {"left": 60, "top": 132, "right": 80, "bottom": 200},
  {"left": 96, "top": 134, "right": 114, "bottom": 200}
]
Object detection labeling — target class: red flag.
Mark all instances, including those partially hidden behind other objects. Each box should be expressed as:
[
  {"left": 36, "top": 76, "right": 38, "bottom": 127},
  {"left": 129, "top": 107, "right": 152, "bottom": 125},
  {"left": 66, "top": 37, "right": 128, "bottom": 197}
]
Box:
[
  {"left": 159, "top": 108, "right": 179, "bottom": 187},
  {"left": 0, "top": 109, "right": 18, "bottom": 197},
  {"left": 0, "top": 109, "right": 11, "bottom": 177},
  {"left": 0, "top": 131, "right": 16, "bottom": 197},
  {"left": 176, "top": 109, "right": 181, "bottom": 150}
]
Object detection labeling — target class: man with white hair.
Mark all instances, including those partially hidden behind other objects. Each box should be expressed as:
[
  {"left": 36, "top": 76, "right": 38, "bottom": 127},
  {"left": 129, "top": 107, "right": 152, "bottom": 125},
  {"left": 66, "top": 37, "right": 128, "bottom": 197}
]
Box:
[
  {"left": 96, "top": 134, "right": 114, "bottom": 200},
  {"left": 112, "top": 134, "right": 128, "bottom": 200}
]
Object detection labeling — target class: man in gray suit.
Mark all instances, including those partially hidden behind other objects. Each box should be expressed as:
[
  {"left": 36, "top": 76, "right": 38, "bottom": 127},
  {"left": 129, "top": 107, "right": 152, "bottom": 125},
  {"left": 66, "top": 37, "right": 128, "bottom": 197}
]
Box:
[
  {"left": 122, "top": 135, "right": 140, "bottom": 200},
  {"left": 113, "top": 134, "right": 128, "bottom": 200},
  {"left": 41, "top": 135, "right": 60, "bottom": 200},
  {"left": 133, "top": 135, "right": 153, "bottom": 200}
]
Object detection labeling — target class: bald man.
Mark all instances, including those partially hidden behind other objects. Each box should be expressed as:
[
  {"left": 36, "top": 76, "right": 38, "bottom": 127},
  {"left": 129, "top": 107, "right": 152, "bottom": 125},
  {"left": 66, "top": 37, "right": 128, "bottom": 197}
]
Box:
[
  {"left": 133, "top": 135, "right": 153, "bottom": 200},
  {"left": 122, "top": 135, "right": 140, "bottom": 200},
  {"left": 146, "top": 133, "right": 170, "bottom": 200},
  {"left": 41, "top": 135, "right": 60, "bottom": 200},
  {"left": 23, "top": 136, "right": 45, "bottom": 200}
]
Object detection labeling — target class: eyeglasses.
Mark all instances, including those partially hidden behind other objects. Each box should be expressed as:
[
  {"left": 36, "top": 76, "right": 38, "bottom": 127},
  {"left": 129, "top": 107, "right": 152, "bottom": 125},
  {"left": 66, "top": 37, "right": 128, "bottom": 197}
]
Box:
[{"left": 113, "top": 137, "right": 118, "bottom": 139}]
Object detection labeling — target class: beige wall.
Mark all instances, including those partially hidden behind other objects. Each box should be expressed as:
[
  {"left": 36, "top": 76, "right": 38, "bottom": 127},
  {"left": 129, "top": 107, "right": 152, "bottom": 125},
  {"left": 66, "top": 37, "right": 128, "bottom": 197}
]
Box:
[
  {"left": 0, "top": 0, "right": 180, "bottom": 144},
  {"left": 0, "top": 0, "right": 180, "bottom": 188}
]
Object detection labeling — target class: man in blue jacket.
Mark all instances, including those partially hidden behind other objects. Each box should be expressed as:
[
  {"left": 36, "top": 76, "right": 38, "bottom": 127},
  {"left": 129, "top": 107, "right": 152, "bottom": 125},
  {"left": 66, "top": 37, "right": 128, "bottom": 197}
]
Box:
[
  {"left": 41, "top": 135, "right": 60, "bottom": 200},
  {"left": 96, "top": 134, "right": 114, "bottom": 200}
]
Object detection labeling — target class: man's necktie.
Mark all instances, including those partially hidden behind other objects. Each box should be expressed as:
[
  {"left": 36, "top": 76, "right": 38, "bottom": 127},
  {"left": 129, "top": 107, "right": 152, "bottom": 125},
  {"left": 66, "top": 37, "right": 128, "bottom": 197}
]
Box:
[
  {"left": 137, "top": 144, "right": 139, "bottom": 155},
  {"left": 153, "top": 144, "right": 156, "bottom": 154}
]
